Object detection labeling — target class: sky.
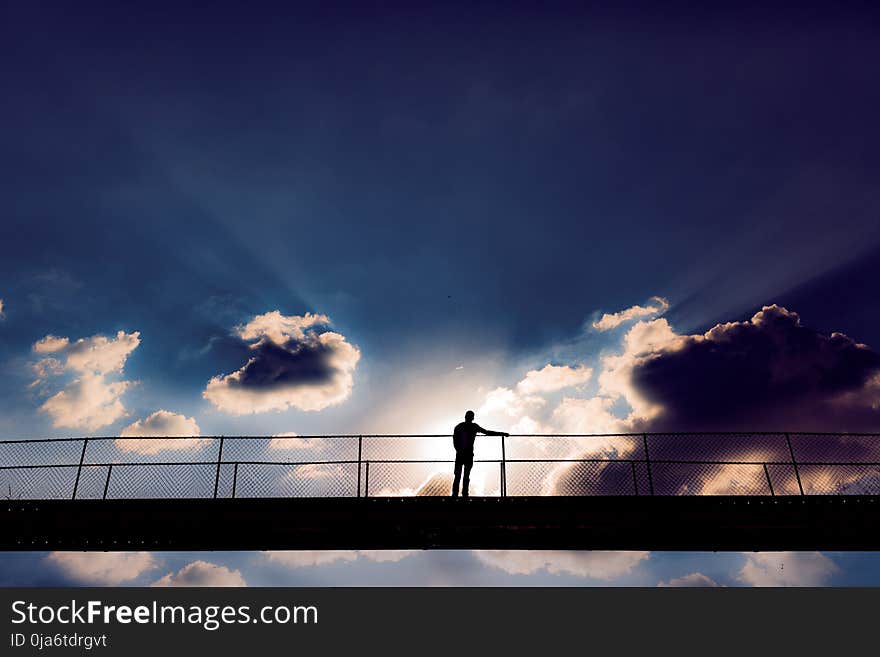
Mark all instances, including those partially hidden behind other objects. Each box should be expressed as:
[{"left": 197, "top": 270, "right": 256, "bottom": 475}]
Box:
[{"left": 2, "top": 2, "right": 880, "bottom": 586}]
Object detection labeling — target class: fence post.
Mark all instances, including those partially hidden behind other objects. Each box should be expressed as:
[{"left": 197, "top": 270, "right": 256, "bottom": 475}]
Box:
[
  {"left": 364, "top": 461, "right": 370, "bottom": 498},
  {"left": 763, "top": 463, "right": 775, "bottom": 496},
  {"left": 102, "top": 464, "right": 113, "bottom": 500},
  {"left": 786, "top": 433, "right": 804, "bottom": 496},
  {"left": 213, "top": 436, "right": 225, "bottom": 499},
  {"left": 356, "top": 436, "right": 363, "bottom": 498},
  {"left": 642, "top": 434, "right": 654, "bottom": 496},
  {"left": 501, "top": 434, "right": 507, "bottom": 498},
  {"left": 71, "top": 438, "right": 88, "bottom": 500}
]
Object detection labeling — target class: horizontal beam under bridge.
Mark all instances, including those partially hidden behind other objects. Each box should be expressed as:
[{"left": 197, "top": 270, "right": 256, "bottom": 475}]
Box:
[{"left": 4, "top": 496, "right": 880, "bottom": 552}]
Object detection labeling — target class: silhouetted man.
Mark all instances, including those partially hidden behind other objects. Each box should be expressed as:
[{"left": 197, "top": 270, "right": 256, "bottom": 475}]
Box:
[{"left": 451, "top": 410, "right": 509, "bottom": 498}]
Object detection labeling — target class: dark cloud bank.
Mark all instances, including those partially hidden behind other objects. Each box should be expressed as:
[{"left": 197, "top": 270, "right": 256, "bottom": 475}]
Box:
[
  {"left": 557, "top": 305, "right": 880, "bottom": 495},
  {"left": 633, "top": 305, "right": 880, "bottom": 433}
]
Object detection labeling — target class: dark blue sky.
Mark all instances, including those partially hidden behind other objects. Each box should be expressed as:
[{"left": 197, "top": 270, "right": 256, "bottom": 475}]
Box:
[
  {"left": 2, "top": 2, "right": 880, "bottom": 585},
  {"left": 4, "top": 3, "right": 879, "bottom": 351}
]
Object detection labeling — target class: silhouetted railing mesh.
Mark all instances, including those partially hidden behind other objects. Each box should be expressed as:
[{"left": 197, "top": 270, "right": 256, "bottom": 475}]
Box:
[{"left": 2, "top": 433, "right": 880, "bottom": 500}]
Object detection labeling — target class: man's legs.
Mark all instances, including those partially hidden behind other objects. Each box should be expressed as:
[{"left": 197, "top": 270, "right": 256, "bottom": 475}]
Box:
[
  {"left": 452, "top": 453, "right": 463, "bottom": 497},
  {"left": 461, "top": 455, "right": 473, "bottom": 497}
]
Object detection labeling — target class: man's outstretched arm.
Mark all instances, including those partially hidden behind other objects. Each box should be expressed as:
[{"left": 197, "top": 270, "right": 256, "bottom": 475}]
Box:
[{"left": 474, "top": 424, "right": 509, "bottom": 437}]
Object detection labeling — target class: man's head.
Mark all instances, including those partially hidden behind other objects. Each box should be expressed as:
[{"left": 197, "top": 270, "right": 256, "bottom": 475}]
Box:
[{"left": 465, "top": 410, "right": 475, "bottom": 422}]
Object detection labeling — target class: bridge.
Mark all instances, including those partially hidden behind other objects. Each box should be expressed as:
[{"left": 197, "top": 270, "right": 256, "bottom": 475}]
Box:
[{"left": 3, "top": 432, "right": 880, "bottom": 551}]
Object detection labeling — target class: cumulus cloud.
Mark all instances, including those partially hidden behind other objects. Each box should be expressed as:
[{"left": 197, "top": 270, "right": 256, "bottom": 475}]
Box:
[
  {"left": 117, "top": 410, "right": 209, "bottom": 455},
  {"left": 0, "top": 298, "right": 5, "bottom": 318},
  {"left": 473, "top": 302, "right": 880, "bottom": 497},
  {"left": 287, "top": 463, "right": 347, "bottom": 480},
  {"left": 34, "top": 335, "right": 70, "bottom": 353},
  {"left": 474, "top": 365, "right": 593, "bottom": 434},
  {"left": 548, "top": 304, "right": 880, "bottom": 437},
  {"left": 555, "top": 306, "right": 880, "bottom": 495},
  {"left": 516, "top": 363, "right": 593, "bottom": 395},
  {"left": 264, "top": 550, "right": 412, "bottom": 568},
  {"left": 237, "top": 311, "right": 330, "bottom": 344},
  {"left": 268, "top": 433, "right": 331, "bottom": 451},
  {"left": 470, "top": 318, "right": 675, "bottom": 438},
  {"left": 474, "top": 551, "right": 649, "bottom": 579},
  {"left": 265, "top": 551, "right": 359, "bottom": 568},
  {"left": 414, "top": 472, "right": 455, "bottom": 496},
  {"left": 551, "top": 396, "right": 623, "bottom": 434},
  {"left": 29, "top": 357, "right": 64, "bottom": 385},
  {"left": 46, "top": 552, "right": 156, "bottom": 585},
  {"left": 477, "top": 386, "right": 544, "bottom": 421},
  {"left": 658, "top": 572, "right": 722, "bottom": 587},
  {"left": 592, "top": 296, "right": 670, "bottom": 331},
  {"left": 594, "top": 318, "right": 678, "bottom": 424},
  {"left": 371, "top": 471, "right": 458, "bottom": 497},
  {"left": 47, "top": 331, "right": 140, "bottom": 375},
  {"left": 32, "top": 330, "right": 140, "bottom": 431},
  {"left": 152, "top": 560, "right": 246, "bottom": 587},
  {"left": 120, "top": 410, "right": 201, "bottom": 438},
  {"left": 39, "top": 373, "right": 134, "bottom": 431},
  {"left": 508, "top": 415, "right": 549, "bottom": 435},
  {"left": 368, "top": 471, "right": 480, "bottom": 497},
  {"left": 357, "top": 551, "right": 416, "bottom": 563},
  {"left": 627, "top": 305, "right": 880, "bottom": 432},
  {"left": 203, "top": 311, "right": 360, "bottom": 415},
  {"left": 675, "top": 457, "right": 775, "bottom": 496},
  {"left": 738, "top": 552, "right": 838, "bottom": 587}
]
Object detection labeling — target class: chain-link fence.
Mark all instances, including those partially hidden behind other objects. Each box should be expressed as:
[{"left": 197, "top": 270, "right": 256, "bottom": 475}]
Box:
[{"left": 2, "top": 433, "right": 880, "bottom": 500}]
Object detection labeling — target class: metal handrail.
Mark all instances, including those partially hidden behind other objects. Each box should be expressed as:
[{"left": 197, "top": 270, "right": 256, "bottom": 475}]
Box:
[
  {"left": 3, "top": 432, "right": 880, "bottom": 500},
  {"left": 4, "top": 430, "right": 880, "bottom": 444}
]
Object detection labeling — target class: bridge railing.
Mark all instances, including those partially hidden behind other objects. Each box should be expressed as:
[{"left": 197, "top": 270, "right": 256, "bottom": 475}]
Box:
[{"left": 2, "top": 433, "right": 880, "bottom": 500}]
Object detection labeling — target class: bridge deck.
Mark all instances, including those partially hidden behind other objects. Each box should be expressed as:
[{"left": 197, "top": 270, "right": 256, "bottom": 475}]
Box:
[{"left": 4, "top": 495, "right": 879, "bottom": 551}]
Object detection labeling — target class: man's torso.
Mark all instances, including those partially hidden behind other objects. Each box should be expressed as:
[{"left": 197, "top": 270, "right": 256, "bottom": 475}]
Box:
[{"left": 453, "top": 421, "right": 480, "bottom": 453}]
